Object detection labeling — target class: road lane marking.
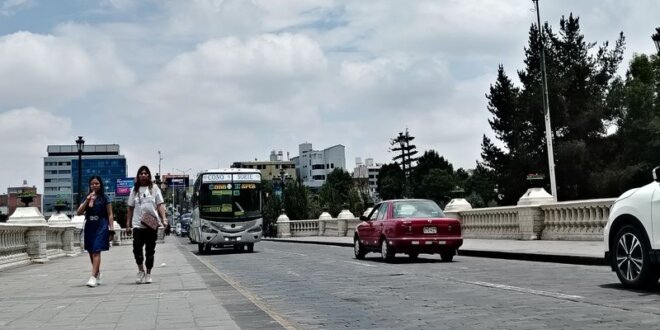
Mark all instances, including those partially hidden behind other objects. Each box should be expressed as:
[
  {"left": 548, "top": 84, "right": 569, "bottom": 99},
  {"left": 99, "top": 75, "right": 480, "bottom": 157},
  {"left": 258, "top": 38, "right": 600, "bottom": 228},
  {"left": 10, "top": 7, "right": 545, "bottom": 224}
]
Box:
[
  {"left": 450, "top": 278, "right": 583, "bottom": 301},
  {"left": 193, "top": 254, "right": 301, "bottom": 330},
  {"left": 343, "top": 261, "right": 377, "bottom": 267},
  {"left": 263, "top": 248, "right": 308, "bottom": 257}
]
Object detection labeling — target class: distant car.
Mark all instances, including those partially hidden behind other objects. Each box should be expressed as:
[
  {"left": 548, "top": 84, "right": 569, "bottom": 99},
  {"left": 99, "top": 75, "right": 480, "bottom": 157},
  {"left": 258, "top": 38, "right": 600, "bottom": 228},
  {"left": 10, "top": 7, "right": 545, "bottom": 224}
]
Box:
[
  {"left": 354, "top": 199, "right": 462, "bottom": 262},
  {"left": 604, "top": 167, "right": 660, "bottom": 289}
]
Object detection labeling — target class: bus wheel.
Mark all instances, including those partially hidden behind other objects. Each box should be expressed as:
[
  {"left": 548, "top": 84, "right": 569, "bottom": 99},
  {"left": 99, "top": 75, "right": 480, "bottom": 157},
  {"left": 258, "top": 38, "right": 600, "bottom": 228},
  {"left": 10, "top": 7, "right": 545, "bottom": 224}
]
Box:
[
  {"left": 204, "top": 244, "right": 212, "bottom": 253},
  {"left": 246, "top": 243, "right": 254, "bottom": 253},
  {"left": 233, "top": 245, "right": 243, "bottom": 252},
  {"left": 198, "top": 243, "right": 205, "bottom": 254}
]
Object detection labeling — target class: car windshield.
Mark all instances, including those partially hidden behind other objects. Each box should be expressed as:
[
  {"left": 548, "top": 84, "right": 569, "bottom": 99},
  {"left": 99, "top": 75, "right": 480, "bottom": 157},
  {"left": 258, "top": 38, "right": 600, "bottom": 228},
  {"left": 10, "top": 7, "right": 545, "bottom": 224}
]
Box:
[{"left": 392, "top": 200, "right": 445, "bottom": 218}]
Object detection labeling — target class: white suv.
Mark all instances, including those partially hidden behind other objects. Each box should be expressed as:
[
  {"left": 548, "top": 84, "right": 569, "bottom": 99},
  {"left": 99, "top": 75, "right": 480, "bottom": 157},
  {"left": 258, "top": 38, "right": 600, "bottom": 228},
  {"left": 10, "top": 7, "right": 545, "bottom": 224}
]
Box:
[{"left": 604, "top": 167, "right": 660, "bottom": 289}]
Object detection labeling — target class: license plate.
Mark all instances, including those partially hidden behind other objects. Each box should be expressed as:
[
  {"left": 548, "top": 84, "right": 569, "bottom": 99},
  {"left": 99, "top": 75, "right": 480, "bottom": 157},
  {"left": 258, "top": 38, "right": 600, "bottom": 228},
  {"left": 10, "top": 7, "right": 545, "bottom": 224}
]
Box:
[{"left": 423, "top": 226, "right": 437, "bottom": 234}]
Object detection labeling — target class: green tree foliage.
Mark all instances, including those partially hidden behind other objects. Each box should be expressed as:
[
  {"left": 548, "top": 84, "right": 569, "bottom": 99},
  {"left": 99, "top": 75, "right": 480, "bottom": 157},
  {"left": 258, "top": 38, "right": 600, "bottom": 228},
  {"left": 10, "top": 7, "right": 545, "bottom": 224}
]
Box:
[
  {"left": 593, "top": 53, "right": 660, "bottom": 195},
  {"left": 319, "top": 169, "right": 354, "bottom": 216},
  {"left": 463, "top": 163, "right": 499, "bottom": 207},
  {"left": 410, "top": 150, "right": 456, "bottom": 206},
  {"left": 482, "top": 14, "right": 625, "bottom": 204},
  {"left": 376, "top": 163, "right": 404, "bottom": 200},
  {"left": 283, "top": 180, "right": 309, "bottom": 220},
  {"left": 261, "top": 181, "right": 282, "bottom": 237},
  {"left": 111, "top": 200, "right": 127, "bottom": 228}
]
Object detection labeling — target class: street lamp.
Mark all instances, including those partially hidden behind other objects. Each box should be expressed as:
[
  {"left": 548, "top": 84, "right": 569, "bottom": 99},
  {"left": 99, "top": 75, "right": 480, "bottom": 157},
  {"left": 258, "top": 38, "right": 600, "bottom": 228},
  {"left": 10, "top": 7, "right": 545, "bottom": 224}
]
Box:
[
  {"left": 532, "top": 0, "right": 557, "bottom": 201},
  {"left": 652, "top": 27, "right": 660, "bottom": 55},
  {"left": 75, "top": 136, "right": 85, "bottom": 209}
]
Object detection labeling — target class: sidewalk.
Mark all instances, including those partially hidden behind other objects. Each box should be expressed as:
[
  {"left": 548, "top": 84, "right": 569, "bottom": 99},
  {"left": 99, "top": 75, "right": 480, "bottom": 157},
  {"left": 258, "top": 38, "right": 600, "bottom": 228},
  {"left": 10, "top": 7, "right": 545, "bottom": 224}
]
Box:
[
  {"left": 264, "top": 237, "right": 607, "bottom": 266},
  {"left": 0, "top": 236, "right": 283, "bottom": 330}
]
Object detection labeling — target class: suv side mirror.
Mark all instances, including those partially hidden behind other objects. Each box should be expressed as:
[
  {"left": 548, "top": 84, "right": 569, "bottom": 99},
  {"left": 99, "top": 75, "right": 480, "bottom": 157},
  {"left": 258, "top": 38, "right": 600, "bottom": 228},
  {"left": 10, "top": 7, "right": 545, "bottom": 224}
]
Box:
[{"left": 654, "top": 166, "right": 660, "bottom": 182}]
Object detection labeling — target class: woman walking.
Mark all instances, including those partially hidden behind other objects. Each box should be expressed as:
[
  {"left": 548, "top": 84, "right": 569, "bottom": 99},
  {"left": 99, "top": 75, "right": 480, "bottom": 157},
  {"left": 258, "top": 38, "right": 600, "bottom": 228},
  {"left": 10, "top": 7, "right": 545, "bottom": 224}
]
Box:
[
  {"left": 77, "top": 176, "right": 114, "bottom": 287},
  {"left": 126, "top": 165, "right": 168, "bottom": 284}
]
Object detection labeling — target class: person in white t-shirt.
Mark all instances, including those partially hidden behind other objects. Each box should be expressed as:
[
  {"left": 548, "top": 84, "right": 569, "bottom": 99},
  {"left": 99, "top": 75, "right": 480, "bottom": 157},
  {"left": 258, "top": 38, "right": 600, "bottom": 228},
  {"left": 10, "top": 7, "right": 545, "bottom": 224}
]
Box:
[{"left": 126, "top": 165, "right": 168, "bottom": 284}]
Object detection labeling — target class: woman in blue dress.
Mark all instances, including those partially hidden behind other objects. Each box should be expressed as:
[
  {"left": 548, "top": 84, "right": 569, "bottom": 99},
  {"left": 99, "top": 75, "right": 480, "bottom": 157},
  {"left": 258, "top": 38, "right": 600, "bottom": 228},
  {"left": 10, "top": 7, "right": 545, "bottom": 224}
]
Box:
[{"left": 76, "top": 175, "right": 115, "bottom": 287}]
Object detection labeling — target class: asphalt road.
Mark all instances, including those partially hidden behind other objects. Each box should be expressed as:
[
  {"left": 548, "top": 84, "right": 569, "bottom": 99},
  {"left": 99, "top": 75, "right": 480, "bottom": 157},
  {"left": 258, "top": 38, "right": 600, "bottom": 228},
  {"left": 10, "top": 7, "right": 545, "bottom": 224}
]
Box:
[{"left": 178, "top": 238, "right": 660, "bottom": 329}]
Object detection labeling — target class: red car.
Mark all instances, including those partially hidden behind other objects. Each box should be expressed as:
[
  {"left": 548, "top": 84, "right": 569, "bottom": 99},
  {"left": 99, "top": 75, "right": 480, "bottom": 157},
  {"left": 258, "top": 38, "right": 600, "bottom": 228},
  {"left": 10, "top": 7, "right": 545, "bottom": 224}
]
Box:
[{"left": 354, "top": 199, "right": 463, "bottom": 262}]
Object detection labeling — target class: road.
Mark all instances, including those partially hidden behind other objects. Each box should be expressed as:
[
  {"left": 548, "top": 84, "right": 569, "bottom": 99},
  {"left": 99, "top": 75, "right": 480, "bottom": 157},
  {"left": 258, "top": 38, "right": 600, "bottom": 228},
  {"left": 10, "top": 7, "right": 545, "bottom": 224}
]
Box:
[{"left": 176, "top": 238, "right": 660, "bottom": 329}]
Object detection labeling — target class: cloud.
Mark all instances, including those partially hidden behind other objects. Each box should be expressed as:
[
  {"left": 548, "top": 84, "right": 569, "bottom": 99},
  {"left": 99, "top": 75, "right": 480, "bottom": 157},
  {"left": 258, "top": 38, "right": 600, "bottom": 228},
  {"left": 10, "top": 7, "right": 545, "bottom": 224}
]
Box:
[
  {"left": 0, "top": 107, "right": 72, "bottom": 191},
  {"left": 0, "top": 31, "right": 135, "bottom": 110},
  {"left": 1, "top": 0, "right": 31, "bottom": 16}
]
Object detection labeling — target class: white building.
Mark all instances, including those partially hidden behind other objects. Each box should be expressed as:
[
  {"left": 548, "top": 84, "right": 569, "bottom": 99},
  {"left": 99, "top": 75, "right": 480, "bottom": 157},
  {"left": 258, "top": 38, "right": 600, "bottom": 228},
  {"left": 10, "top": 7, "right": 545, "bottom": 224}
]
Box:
[
  {"left": 291, "top": 143, "right": 346, "bottom": 191},
  {"left": 353, "top": 157, "right": 382, "bottom": 201}
]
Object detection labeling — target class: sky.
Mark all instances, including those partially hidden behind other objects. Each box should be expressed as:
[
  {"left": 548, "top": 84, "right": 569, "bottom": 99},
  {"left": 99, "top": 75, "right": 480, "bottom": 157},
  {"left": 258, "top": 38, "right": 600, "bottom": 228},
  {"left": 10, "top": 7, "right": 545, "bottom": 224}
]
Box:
[{"left": 0, "top": 0, "right": 658, "bottom": 194}]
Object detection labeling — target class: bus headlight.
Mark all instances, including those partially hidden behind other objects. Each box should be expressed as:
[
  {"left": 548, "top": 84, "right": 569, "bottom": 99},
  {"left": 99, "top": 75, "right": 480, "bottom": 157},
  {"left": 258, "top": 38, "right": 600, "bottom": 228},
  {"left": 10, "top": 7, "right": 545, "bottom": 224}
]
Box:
[{"left": 202, "top": 225, "right": 218, "bottom": 233}]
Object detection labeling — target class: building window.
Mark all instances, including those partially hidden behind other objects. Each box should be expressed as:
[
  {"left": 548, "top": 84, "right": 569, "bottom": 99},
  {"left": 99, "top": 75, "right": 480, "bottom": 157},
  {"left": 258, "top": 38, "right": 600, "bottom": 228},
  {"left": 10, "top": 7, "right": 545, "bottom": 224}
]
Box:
[
  {"left": 312, "top": 164, "right": 324, "bottom": 170},
  {"left": 312, "top": 175, "right": 326, "bottom": 180}
]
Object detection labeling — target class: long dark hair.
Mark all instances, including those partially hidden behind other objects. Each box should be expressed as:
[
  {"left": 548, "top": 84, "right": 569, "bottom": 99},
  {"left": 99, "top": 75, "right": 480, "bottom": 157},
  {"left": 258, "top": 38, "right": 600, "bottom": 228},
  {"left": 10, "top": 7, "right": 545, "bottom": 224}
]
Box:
[
  {"left": 88, "top": 175, "right": 107, "bottom": 202},
  {"left": 133, "top": 165, "right": 153, "bottom": 193}
]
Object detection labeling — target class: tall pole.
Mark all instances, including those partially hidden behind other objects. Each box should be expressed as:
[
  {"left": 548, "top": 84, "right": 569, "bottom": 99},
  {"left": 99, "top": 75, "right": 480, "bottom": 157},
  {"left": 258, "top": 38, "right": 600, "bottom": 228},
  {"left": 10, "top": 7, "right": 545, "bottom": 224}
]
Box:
[
  {"left": 158, "top": 150, "right": 162, "bottom": 180},
  {"left": 533, "top": 0, "right": 557, "bottom": 201},
  {"left": 75, "top": 136, "right": 85, "bottom": 209}
]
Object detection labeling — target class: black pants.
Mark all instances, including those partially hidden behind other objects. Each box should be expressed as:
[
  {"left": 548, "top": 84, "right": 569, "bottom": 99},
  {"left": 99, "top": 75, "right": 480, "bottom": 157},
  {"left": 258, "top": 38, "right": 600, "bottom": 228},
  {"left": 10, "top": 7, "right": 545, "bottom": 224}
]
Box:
[{"left": 132, "top": 228, "right": 157, "bottom": 270}]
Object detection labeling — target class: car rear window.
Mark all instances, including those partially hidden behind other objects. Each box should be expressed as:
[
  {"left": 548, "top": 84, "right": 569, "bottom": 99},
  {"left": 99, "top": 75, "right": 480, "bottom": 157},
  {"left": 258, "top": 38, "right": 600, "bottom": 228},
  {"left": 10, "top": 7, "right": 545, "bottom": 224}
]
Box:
[{"left": 392, "top": 200, "right": 444, "bottom": 218}]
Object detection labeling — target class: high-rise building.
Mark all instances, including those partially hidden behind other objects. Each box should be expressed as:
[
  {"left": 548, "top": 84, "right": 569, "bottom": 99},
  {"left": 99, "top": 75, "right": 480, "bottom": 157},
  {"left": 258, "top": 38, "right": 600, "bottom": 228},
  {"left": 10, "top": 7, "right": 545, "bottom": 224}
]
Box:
[
  {"left": 231, "top": 150, "right": 297, "bottom": 182},
  {"left": 43, "top": 144, "right": 127, "bottom": 216},
  {"left": 291, "top": 143, "right": 345, "bottom": 191}
]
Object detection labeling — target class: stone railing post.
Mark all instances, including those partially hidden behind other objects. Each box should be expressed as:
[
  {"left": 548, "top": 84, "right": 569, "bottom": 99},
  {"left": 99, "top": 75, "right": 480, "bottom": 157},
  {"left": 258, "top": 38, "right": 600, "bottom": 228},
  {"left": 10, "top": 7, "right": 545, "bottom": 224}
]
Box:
[
  {"left": 516, "top": 188, "right": 553, "bottom": 240},
  {"left": 277, "top": 210, "right": 291, "bottom": 238},
  {"left": 318, "top": 211, "right": 332, "bottom": 236},
  {"left": 337, "top": 209, "right": 355, "bottom": 237},
  {"left": 9, "top": 207, "right": 49, "bottom": 263},
  {"left": 444, "top": 198, "right": 472, "bottom": 220},
  {"left": 113, "top": 222, "right": 122, "bottom": 246},
  {"left": 62, "top": 227, "right": 78, "bottom": 256}
]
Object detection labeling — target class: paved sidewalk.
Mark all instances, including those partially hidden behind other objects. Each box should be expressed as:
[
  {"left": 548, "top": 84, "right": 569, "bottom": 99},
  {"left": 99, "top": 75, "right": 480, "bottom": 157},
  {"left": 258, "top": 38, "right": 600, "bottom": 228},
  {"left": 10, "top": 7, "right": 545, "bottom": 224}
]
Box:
[
  {"left": 265, "top": 237, "right": 607, "bottom": 266},
  {"left": 0, "top": 236, "right": 283, "bottom": 330}
]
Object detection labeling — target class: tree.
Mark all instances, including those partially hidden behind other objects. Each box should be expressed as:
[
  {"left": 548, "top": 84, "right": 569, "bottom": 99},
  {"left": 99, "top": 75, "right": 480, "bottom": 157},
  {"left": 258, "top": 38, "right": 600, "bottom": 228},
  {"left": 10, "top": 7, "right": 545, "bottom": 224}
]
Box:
[
  {"left": 482, "top": 14, "right": 625, "bottom": 203},
  {"left": 376, "top": 163, "right": 404, "bottom": 200},
  {"left": 283, "top": 180, "right": 309, "bottom": 220},
  {"left": 319, "top": 169, "right": 353, "bottom": 216},
  {"left": 410, "top": 150, "right": 454, "bottom": 199},
  {"left": 111, "top": 200, "right": 127, "bottom": 228}
]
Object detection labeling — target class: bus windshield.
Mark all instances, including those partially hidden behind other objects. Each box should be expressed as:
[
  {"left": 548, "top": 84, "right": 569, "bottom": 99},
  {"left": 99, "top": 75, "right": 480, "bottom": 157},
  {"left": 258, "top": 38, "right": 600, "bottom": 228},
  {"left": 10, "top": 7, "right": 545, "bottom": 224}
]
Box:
[{"left": 199, "top": 182, "right": 261, "bottom": 221}]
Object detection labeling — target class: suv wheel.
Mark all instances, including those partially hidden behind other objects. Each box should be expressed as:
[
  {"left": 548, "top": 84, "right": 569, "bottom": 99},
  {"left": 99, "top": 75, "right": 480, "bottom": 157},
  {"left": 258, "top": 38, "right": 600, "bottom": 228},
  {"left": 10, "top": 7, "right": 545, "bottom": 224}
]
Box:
[{"left": 614, "top": 225, "right": 660, "bottom": 289}]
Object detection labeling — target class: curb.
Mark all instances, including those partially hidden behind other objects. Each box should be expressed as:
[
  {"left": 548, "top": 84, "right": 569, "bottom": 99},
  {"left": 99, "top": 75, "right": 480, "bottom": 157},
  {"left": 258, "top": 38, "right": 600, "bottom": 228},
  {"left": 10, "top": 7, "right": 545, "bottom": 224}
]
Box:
[{"left": 263, "top": 238, "right": 607, "bottom": 266}]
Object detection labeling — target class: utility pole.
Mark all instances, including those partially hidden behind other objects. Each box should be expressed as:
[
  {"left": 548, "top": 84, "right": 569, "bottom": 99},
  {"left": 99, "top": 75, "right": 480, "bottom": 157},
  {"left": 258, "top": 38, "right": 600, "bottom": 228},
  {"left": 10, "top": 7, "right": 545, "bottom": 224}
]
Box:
[
  {"left": 532, "top": 0, "right": 557, "bottom": 201},
  {"left": 390, "top": 129, "right": 418, "bottom": 197}
]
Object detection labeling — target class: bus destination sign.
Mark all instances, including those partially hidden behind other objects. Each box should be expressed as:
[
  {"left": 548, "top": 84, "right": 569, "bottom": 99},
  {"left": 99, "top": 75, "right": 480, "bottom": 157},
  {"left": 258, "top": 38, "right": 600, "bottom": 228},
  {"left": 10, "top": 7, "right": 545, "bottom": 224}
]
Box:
[{"left": 203, "top": 173, "right": 261, "bottom": 183}]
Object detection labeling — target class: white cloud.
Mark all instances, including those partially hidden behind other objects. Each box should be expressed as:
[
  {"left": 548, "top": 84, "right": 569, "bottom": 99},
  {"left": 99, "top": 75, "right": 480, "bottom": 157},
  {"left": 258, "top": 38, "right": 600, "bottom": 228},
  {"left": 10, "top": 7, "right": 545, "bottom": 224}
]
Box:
[
  {"left": 0, "top": 108, "right": 72, "bottom": 191},
  {"left": 1, "top": 0, "right": 31, "bottom": 16},
  {"left": 0, "top": 31, "right": 135, "bottom": 110}
]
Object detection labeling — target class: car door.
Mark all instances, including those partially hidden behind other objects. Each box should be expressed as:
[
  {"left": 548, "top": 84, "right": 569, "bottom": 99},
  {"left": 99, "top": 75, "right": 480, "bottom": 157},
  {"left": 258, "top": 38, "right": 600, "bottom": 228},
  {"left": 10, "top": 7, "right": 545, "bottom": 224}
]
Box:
[
  {"left": 359, "top": 203, "right": 381, "bottom": 247},
  {"left": 372, "top": 202, "right": 390, "bottom": 245}
]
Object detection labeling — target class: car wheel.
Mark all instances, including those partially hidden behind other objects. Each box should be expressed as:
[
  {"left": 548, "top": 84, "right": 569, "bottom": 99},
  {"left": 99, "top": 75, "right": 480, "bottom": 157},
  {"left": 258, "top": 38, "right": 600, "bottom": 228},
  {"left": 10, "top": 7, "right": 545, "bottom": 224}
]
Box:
[
  {"left": 198, "top": 243, "right": 205, "bottom": 254},
  {"left": 614, "top": 225, "right": 660, "bottom": 289},
  {"left": 354, "top": 237, "right": 366, "bottom": 259},
  {"left": 440, "top": 250, "right": 455, "bottom": 262},
  {"left": 246, "top": 243, "right": 254, "bottom": 253},
  {"left": 381, "top": 239, "right": 394, "bottom": 262},
  {"left": 408, "top": 253, "right": 418, "bottom": 260}
]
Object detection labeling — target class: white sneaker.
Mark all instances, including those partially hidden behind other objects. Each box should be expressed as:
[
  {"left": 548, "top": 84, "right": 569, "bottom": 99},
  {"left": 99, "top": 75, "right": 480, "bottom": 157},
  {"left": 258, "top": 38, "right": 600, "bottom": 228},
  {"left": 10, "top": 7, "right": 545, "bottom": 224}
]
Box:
[
  {"left": 86, "top": 276, "right": 97, "bottom": 287},
  {"left": 145, "top": 274, "right": 153, "bottom": 284},
  {"left": 96, "top": 272, "right": 102, "bottom": 285},
  {"left": 136, "top": 271, "right": 145, "bottom": 284}
]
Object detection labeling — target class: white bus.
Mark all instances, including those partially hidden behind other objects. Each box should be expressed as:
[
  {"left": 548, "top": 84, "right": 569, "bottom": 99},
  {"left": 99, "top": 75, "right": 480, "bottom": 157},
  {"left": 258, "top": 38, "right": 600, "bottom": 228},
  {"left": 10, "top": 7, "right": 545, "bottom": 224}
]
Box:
[{"left": 189, "top": 168, "right": 263, "bottom": 254}]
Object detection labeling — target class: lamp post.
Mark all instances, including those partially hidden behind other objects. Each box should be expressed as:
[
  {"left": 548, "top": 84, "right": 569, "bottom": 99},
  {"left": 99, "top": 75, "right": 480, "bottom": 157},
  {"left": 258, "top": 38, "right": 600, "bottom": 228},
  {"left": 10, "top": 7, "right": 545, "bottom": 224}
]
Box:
[
  {"left": 652, "top": 27, "right": 660, "bottom": 55},
  {"left": 75, "top": 136, "right": 85, "bottom": 209},
  {"left": 532, "top": 0, "right": 557, "bottom": 201}
]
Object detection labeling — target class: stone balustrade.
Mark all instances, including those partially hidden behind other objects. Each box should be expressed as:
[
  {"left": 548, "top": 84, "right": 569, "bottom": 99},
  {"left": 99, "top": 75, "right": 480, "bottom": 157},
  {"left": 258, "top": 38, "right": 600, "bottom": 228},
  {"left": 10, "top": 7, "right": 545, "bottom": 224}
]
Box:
[
  {"left": 279, "top": 194, "right": 617, "bottom": 241},
  {"left": 0, "top": 207, "right": 134, "bottom": 271}
]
